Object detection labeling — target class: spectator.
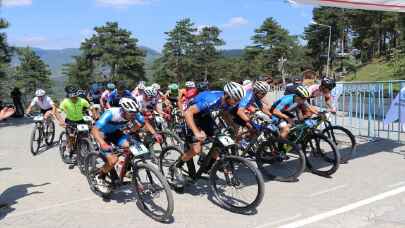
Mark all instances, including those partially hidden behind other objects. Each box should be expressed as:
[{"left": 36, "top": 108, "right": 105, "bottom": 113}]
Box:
[{"left": 10, "top": 87, "right": 24, "bottom": 117}]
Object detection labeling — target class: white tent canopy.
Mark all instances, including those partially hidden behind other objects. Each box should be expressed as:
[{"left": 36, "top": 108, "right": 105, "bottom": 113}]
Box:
[{"left": 291, "top": 0, "right": 405, "bottom": 12}]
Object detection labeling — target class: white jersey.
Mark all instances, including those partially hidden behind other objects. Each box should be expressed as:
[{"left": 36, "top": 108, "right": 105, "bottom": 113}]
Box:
[{"left": 30, "top": 96, "right": 54, "bottom": 110}]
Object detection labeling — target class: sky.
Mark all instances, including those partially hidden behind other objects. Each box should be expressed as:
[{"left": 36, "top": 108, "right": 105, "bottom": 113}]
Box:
[{"left": 0, "top": 0, "right": 314, "bottom": 51}]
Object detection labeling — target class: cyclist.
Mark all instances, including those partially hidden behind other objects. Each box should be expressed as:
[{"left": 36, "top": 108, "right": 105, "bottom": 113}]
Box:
[
  {"left": 100, "top": 83, "right": 115, "bottom": 111},
  {"left": 242, "top": 79, "right": 253, "bottom": 91},
  {"left": 107, "top": 81, "right": 134, "bottom": 108},
  {"left": 26, "top": 89, "right": 57, "bottom": 121},
  {"left": 196, "top": 81, "right": 209, "bottom": 93},
  {"left": 132, "top": 81, "right": 146, "bottom": 97},
  {"left": 178, "top": 81, "right": 198, "bottom": 113},
  {"left": 270, "top": 86, "right": 311, "bottom": 139},
  {"left": 307, "top": 78, "right": 337, "bottom": 113},
  {"left": 91, "top": 98, "right": 162, "bottom": 192},
  {"left": 137, "top": 86, "right": 170, "bottom": 122},
  {"left": 55, "top": 86, "right": 91, "bottom": 154},
  {"left": 170, "top": 82, "right": 245, "bottom": 185}
]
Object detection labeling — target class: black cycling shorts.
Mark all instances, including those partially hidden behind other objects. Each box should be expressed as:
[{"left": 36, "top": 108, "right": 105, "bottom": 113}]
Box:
[
  {"left": 40, "top": 108, "right": 53, "bottom": 115},
  {"left": 185, "top": 113, "right": 215, "bottom": 144}
]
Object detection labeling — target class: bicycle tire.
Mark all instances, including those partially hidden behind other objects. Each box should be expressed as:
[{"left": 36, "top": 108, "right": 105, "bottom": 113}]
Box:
[
  {"left": 30, "top": 125, "right": 42, "bottom": 155},
  {"left": 322, "top": 125, "right": 356, "bottom": 163},
  {"left": 210, "top": 155, "right": 265, "bottom": 213},
  {"left": 84, "top": 152, "right": 113, "bottom": 198},
  {"left": 133, "top": 162, "right": 174, "bottom": 222},
  {"left": 58, "top": 131, "right": 74, "bottom": 164},
  {"left": 77, "top": 138, "right": 95, "bottom": 175},
  {"left": 45, "top": 120, "right": 55, "bottom": 146},
  {"left": 303, "top": 133, "right": 340, "bottom": 176}
]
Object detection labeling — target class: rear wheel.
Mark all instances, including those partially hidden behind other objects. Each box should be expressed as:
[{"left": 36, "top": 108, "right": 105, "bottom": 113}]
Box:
[
  {"left": 133, "top": 162, "right": 174, "bottom": 222},
  {"left": 210, "top": 155, "right": 265, "bottom": 213},
  {"left": 30, "top": 125, "right": 42, "bottom": 155},
  {"left": 256, "top": 138, "right": 305, "bottom": 182},
  {"left": 159, "top": 146, "right": 185, "bottom": 189},
  {"left": 303, "top": 133, "right": 340, "bottom": 176},
  {"left": 84, "top": 152, "right": 113, "bottom": 198},
  {"left": 322, "top": 125, "right": 356, "bottom": 163}
]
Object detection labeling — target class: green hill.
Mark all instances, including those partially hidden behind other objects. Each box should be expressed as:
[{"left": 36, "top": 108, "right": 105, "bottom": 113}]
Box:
[{"left": 344, "top": 59, "right": 397, "bottom": 82}]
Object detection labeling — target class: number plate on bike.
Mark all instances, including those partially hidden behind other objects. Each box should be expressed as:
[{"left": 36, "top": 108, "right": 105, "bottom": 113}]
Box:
[
  {"left": 33, "top": 116, "right": 44, "bottom": 122},
  {"left": 77, "top": 124, "right": 89, "bottom": 132},
  {"left": 83, "top": 116, "right": 93, "bottom": 122},
  {"left": 218, "top": 135, "right": 235, "bottom": 147},
  {"left": 130, "top": 143, "right": 149, "bottom": 156}
]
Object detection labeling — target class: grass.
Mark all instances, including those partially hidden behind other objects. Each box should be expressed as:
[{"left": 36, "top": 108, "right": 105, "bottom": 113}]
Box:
[{"left": 343, "top": 58, "right": 398, "bottom": 82}]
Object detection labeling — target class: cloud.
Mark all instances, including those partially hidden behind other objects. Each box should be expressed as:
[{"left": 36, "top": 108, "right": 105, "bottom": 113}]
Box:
[
  {"left": 223, "top": 17, "right": 248, "bottom": 29},
  {"left": 2, "top": 0, "right": 32, "bottom": 7},
  {"left": 95, "top": 0, "right": 151, "bottom": 8}
]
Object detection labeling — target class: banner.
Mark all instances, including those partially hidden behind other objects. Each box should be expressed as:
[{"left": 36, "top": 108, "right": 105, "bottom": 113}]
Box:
[
  {"left": 291, "top": 0, "right": 405, "bottom": 12},
  {"left": 383, "top": 87, "right": 405, "bottom": 125}
]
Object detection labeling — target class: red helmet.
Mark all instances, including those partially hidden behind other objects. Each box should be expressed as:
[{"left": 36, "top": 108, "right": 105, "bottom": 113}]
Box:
[{"left": 185, "top": 88, "right": 198, "bottom": 99}]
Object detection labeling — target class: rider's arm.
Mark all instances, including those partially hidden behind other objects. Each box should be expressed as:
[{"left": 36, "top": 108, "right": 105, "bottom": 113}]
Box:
[
  {"left": 236, "top": 107, "right": 252, "bottom": 128},
  {"left": 26, "top": 98, "right": 36, "bottom": 114},
  {"left": 91, "top": 127, "right": 108, "bottom": 147},
  {"left": 260, "top": 103, "right": 272, "bottom": 117},
  {"left": 184, "top": 105, "right": 200, "bottom": 136},
  {"left": 143, "top": 119, "right": 157, "bottom": 135},
  {"left": 55, "top": 100, "right": 66, "bottom": 125}
]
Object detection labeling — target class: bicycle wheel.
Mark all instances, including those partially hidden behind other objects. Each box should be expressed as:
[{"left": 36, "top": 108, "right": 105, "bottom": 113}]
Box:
[
  {"left": 159, "top": 146, "right": 184, "bottom": 187},
  {"left": 77, "top": 138, "right": 94, "bottom": 175},
  {"left": 303, "top": 133, "right": 340, "bottom": 176},
  {"left": 210, "top": 155, "right": 265, "bottom": 213},
  {"left": 30, "top": 125, "right": 42, "bottom": 155},
  {"left": 256, "top": 138, "right": 305, "bottom": 182},
  {"left": 45, "top": 120, "right": 55, "bottom": 146},
  {"left": 132, "top": 162, "right": 174, "bottom": 222},
  {"left": 58, "top": 131, "right": 74, "bottom": 164},
  {"left": 84, "top": 152, "right": 113, "bottom": 198},
  {"left": 322, "top": 126, "right": 356, "bottom": 163}
]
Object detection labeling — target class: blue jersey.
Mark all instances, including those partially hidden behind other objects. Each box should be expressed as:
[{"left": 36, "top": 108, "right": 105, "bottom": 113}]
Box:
[
  {"left": 95, "top": 108, "right": 144, "bottom": 134},
  {"left": 238, "top": 89, "right": 263, "bottom": 109},
  {"left": 189, "top": 91, "right": 226, "bottom": 114},
  {"left": 271, "top": 94, "right": 309, "bottom": 113},
  {"left": 107, "top": 90, "right": 134, "bottom": 107}
]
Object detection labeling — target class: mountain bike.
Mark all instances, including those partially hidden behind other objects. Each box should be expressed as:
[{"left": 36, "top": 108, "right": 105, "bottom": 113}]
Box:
[
  {"left": 84, "top": 135, "right": 174, "bottom": 222},
  {"left": 28, "top": 114, "right": 55, "bottom": 155},
  {"left": 159, "top": 129, "right": 264, "bottom": 213}
]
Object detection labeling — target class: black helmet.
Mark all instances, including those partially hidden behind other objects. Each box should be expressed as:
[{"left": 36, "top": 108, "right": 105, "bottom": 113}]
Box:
[
  {"left": 196, "top": 81, "right": 209, "bottom": 92},
  {"left": 321, "top": 78, "right": 336, "bottom": 90},
  {"left": 65, "top": 86, "right": 79, "bottom": 98}
]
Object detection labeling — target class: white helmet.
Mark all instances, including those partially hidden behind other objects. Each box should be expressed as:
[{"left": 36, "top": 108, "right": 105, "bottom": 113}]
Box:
[
  {"left": 119, "top": 97, "right": 140, "bottom": 112},
  {"left": 137, "top": 81, "right": 146, "bottom": 90},
  {"left": 224, "top": 82, "right": 245, "bottom": 101},
  {"left": 151, "top": 83, "right": 161, "bottom": 91},
  {"left": 243, "top": 80, "right": 252, "bottom": 86},
  {"left": 185, "top": 81, "right": 195, "bottom": 88},
  {"left": 253, "top": 81, "right": 270, "bottom": 94},
  {"left": 144, "top": 86, "right": 158, "bottom": 98},
  {"left": 35, "top": 89, "right": 46, "bottom": 97}
]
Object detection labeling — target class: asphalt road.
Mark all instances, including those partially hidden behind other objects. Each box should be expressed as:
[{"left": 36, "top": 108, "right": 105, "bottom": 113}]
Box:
[{"left": 1, "top": 118, "right": 405, "bottom": 228}]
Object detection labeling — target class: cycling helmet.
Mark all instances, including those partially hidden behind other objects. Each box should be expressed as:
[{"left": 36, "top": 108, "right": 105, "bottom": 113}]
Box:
[
  {"left": 107, "top": 83, "right": 115, "bottom": 90},
  {"left": 224, "top": 82, "right": 245, "bottom": 101},
  {"left": 243, "top": 80, "right": 252, "bottom": 86},
  {"left": 65, "top": 86, "right": 79, "bottom": 98},
  {"left": 137, "top": 81, "right": 146, "bottom": 90},
  {"left": 144, "top": 86, "right": 158, "bottom": 98},
  {"left": 196, "top": 81, "right": 209, "bottom": 91},
  {"left": 151, "top": 83, "right": 161, "bottom": 91},
  {"left": 321, "top": 78, "right": 336, "bottom": 90},
  {"left": 35, "top": 89, "right": 46, "bottom": 97},
  {"left": 119, "top": 97, "right": 140, "bottom": 113},
  {"left": 295, "top": 86, "right": 310, "bottom": 98},
  {"left": 185, "top": 81, "right": 195, "bottom": 88},
  {"left": 168, "top": 83, "right": 179, "bottom": 91},
  {"left": 253, "top": 81, "right": 270, "bottom": 94}
]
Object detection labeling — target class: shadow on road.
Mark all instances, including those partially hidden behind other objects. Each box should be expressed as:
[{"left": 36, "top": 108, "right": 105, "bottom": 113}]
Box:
[
  {"left": 35, "top": 141, "right": 59, "bottom": 156},
  {"left": 0, "top": 118, "right": 34, "bottom": 128},
  {"left": 0, "top": 182, "right": 51, "bottom": 220},
  {"left": 0, "top": 167, "right": 12, "bottom": 172}
]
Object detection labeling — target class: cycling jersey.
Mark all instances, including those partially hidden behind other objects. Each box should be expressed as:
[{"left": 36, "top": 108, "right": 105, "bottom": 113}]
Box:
[
  {"left": 30, "top": 96, "right": 54, "bottom": 110},
  {"left": 107, "top": 90, "right": 134, "bottom": 107},
  {"left": 100, "top": 90, "right": 110, "bottom": 105},
  {"left": 237, "top": 89, "right": 263, "bottom": 109},
  {"left": 95, "top": 107, "right": 144, "bottom": 135},
  {"left": 189, "top": 91, "right": 227, "bottom": 114},
  {"left": 271, "top": 94, "right": 309, "bottom": 113},
  {"left": 134, "top": 94, "right": 160, "bottom": 112},
  {"left": 307, "top": 84, "right": 331, "bottom": 100},
  {"left": 59, "top": 98, "right": 90, "bottom": 121}
]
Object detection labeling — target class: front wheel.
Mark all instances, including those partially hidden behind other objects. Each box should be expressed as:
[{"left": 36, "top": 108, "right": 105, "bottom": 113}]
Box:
[
  {"left": 30, "top": 125, "right": 42, "bottom": 155},
  {"left": 59, "top": 131, "right": 74, "bottom": 164},
  {"left": 84, "top": 152, "right": 113, "bottom": 198},
  {"left": 322, "top": 125, "right": 356, "bottom": 163},
  {"left": 44, "top": 120, "right": 55, "bottom": 146},
  {"left": 256, "top": 138, "right": 305, "bottom": 182},
  {"left": 77, "top": 138, "right": 94, "bottom": 174},
  {"left": 133, "top": 162, "right": 174, "bottom": 222},
  {"left": 210, "top": 155, "right": 265, "bottom": 213},
  {"left": 303, "top": 133, "right": 340, "bottom": 176}
]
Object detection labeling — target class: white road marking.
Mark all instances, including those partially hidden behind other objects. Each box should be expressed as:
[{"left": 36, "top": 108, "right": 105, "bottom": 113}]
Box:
[
  {"left": 253, "top": 214, "right": 302, "bottom": 228},
  {"left": 4, "top": 196, "right": 98, "bottom": 219},
  {"left": 278, "top": 185, "right": 405, "bottom": 228},
  {"left": 308, "top": 185, "right": 346, "bottom": 197},
  {"left": 388, "top": 181, "right": 405, "bottom": 188}
]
